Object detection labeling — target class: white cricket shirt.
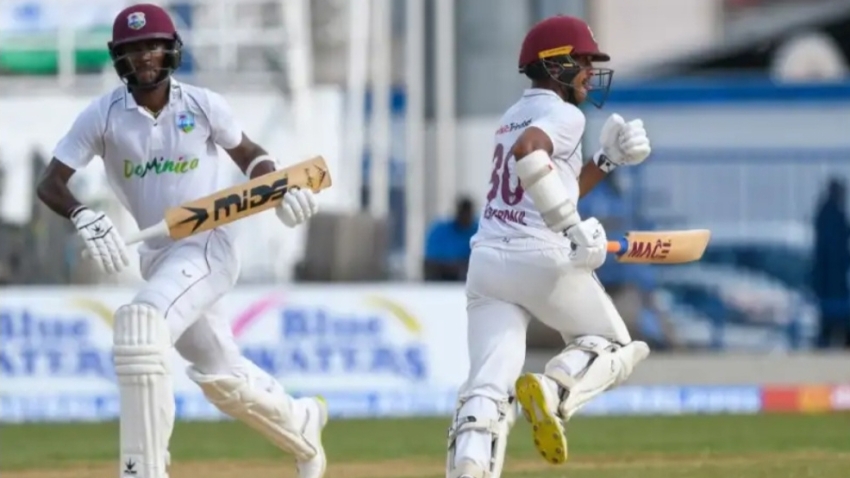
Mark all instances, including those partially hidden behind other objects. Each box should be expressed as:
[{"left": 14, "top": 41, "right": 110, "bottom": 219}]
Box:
[
  {"left": 52, "top": 80, "right": 243, "bottom": 249},
  {"left": 471, "top": 88, "right": 585, "bottom": 249}
]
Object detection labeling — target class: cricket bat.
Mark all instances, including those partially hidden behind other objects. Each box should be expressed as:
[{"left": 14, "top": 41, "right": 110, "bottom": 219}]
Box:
[
  {"left": 606, "top": 229, "right": 711, "bottom": 264},
  {"left": 124, "top": 155, "right": 332, "bottom": 245}
]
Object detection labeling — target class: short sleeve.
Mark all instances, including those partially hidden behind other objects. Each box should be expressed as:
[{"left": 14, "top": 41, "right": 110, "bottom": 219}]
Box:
[
  {"left": 52, "top": 100, "right": 104, "bottom": 170},
  {"left": 207, "top": 90, "right": 243, "bottom": 149},
  {"left": 530, "top": 103, "right": 586, "bottom": 159}
]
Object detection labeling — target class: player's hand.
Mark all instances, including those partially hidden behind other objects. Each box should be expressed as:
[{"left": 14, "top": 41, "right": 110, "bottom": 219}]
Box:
[
  {"left": 595, "top": 113, "right": 651, "bottom": 171},
  {"left": 276, "top": 188, "right": 319, "bottom": 228},
  {"left": 71, "top": 207, "right": 130, "bottom": 274},
  {"left": 565, "top": 217, "right": 608, "bottom": 270}
]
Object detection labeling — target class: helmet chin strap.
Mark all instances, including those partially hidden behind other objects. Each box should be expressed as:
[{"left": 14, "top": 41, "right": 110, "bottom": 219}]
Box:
[
  {"left": 559, "top": 83, "right": 580, "bottom": 106},
  {"left": 128, "top": 81, "right": 159, "bottom": 91},
  {"left": 551, "top": 71, "right": 581, "bottom": 106}
]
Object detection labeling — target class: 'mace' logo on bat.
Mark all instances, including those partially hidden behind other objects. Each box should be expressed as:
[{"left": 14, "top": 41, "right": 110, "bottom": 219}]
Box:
[
  {"left": 176, "top": 177, "right": 290, "bottom": 232},
  {"left": 627, "top": 239, "right": 672, "bottom": 259}
]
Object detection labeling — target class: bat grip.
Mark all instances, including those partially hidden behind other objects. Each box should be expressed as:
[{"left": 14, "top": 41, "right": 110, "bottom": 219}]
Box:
[
  {"left": 124, "top": 220, "right": 170, "bottom": 246},
  {"left": 607, "top": 237, "right": 630, "bottom": 255}
]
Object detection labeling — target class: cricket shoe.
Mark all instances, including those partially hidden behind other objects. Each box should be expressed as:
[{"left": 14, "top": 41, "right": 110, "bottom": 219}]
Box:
[
  {"left": 296, "top": 396, "right": 328, "bottom": 478},
  {"left": 514, "top": 373, "right": 567, "bottom": 465}
]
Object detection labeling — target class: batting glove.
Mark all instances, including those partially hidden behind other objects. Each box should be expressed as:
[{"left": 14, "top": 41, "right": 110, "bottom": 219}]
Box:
[
  {"left": 71, "top": 207, "right": 130, "bottom": 274},
  {"left": 276, "top": 188, "right": 319, "bottom": 228},
  {"left": 594, "top": 113, "right": 652, "bottom": 172},
  {"left": 566, "top": 217, "right": 608, "bottom": 270}
]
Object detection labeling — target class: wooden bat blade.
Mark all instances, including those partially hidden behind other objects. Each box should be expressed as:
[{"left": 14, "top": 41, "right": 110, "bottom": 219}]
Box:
[
  {"left": 607, "top": 229, "right": 711, "bottom": 264},
  {"left": 125, "top": 156, "right": 332, "bottom": 245}
]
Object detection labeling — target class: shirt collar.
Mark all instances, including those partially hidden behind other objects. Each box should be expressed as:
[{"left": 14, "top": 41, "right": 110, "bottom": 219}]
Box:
[
  {"left": 521, "top": 88, "right": 561, "bottom": 100},
  {"left": 124, "top": 79, "right": 182, "bottom": 110}
]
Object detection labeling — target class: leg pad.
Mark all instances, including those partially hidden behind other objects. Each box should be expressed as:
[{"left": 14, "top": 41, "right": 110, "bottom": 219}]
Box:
[
  {"left": 187, "top": 361, "right": 316, "bottom": 461},
  {"left": 445, "top": 396, "right": 516, "bottom": 478},
  {"left": 113, "top": 303, "right": 174, "bottom": 478}
]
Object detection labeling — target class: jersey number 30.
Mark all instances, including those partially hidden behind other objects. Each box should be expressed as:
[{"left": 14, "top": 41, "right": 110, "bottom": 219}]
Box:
[{"left": 487, "top": 143, "right": 525, "bottom": 206}]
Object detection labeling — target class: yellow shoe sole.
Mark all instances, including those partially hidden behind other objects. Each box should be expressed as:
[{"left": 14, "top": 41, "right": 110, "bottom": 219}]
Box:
[{"left": 515, "top": 374, "right": 568, "bottom": 465}]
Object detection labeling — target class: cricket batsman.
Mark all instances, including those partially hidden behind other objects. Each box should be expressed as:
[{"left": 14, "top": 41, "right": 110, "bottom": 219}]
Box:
[
  {"left": 445, "top": 15, "right": 653, "bottom": 478},
  {"left": 35, "top": 4, "right": 327, "bottom": 478}
]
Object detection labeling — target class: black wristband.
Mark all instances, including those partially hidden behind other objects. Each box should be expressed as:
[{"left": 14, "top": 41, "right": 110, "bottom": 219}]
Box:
[
  {"left": 68, "top": 205, "right": 88, "bottom": 219},
  {"left": 594, "top": 152, "right": 617, "bottom": 173}
]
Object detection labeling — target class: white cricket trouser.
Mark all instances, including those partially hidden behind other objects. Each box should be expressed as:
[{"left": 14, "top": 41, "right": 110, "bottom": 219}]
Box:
[
  {"left": 460, "top": 240, "right": 632, "bottom": 402},
  {"left": 134, "top": 228, "right": 243, "bottom": 375}
]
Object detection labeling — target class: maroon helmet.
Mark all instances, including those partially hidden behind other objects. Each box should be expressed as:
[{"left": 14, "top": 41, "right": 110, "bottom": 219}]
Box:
[
  {"left": 518, "top": 16, "right": 613, "bottom": 108},
  {"left": 108, "top": 3, "right": 183, "bottom": 89}
]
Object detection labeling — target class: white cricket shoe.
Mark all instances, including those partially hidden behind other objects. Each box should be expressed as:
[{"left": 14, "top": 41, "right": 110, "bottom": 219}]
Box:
[
  {"left": 515, "top": 373, "right": 567, "bottom": 464},
  {"left": 296, "top": 396, "right": 328, "bottom": 478}
]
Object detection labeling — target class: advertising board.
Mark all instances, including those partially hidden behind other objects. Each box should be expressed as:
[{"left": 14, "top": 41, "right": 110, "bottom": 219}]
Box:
[{"left": 0, "top": 285, "right": 468, "bottom": 422}]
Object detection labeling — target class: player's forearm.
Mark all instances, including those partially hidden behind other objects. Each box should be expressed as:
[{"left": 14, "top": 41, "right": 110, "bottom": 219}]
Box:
[
  {"left": 248, "top": 158, "right": 276, "bottom": 178},
  {"left": 236, "top": 141, "right": 269, "bottom": 176},
  {"left": 36, "top": 160, "right": 84, "bottom": 219},
  {"left": 578, "top": 161, "right": 608, "bottom": 198},
  {"left": 225, "top": 136, "right": 275, "bottom": 178},
  {"left": 36, "top": 176, "right": 84, "bottom": 219}
]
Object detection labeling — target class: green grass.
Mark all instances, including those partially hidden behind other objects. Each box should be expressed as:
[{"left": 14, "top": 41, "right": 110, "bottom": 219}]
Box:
[{"left": 2, "top": 413, "right": 849, "bottom": 477}]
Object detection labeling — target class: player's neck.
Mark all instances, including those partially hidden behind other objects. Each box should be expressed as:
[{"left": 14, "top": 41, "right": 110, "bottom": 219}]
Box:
[
  {"left": 530, "top": 81, "right": 567, "bottom": 101},
  {"left": 530, "top": 80, "right": 554, "bottom": 91},
  {"left": 131, "top": 81, "right": 171, "bottom": 117}
]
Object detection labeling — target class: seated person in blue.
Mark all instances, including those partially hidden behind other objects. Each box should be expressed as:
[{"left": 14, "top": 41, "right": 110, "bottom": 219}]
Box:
[{"left": 423, "top": 197, "right": 478, "bottom": 281}]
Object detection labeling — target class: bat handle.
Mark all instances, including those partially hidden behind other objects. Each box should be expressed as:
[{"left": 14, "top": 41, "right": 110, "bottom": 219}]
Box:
[
  {"left": 123, "top": 220, "right": 169, "bottom": 246},
  {"left": 606, "top": 237, "right": 630, "bottom": 255}
]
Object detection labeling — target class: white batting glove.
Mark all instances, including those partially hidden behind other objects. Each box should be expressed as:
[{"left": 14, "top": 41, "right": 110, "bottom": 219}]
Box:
[
  {"left": 71, "top": 207, "right": 130, "bottom": 274},
  {"left": 594, "top": 113, "right": 652, "bottom": 172},
  {"left": 565, "top": 217, "right": 608, "bottom": 270},
  {"left": 275, "top": 188, "right": 319, "bottom": 228}
]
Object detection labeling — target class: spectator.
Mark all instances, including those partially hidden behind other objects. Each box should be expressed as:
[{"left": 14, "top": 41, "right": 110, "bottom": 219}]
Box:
[
  {"left": 812, "top": 178, "right": 850, "bottom": 348},
  {"left": 423, "top": 196, "right": 478, "bottom": 281}
]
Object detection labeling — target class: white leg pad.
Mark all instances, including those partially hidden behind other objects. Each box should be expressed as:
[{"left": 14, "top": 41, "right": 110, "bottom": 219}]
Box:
[
  {"left": 113, "top": 303, "right": 174, "bottom": 478},
  {"left": 446, "top": 396, "right": 516, "bottom": 478},
  {"left": 545, "top": 337, "right": 650, "bottom": 419},
  {"left": 186, "top": 360, "right": 317, "bottom": 461}
]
